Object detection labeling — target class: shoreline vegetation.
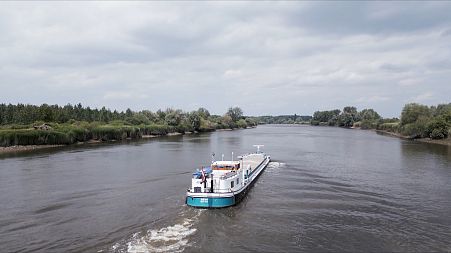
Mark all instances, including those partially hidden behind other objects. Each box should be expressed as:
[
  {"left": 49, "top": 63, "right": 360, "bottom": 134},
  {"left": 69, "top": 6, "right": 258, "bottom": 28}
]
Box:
[
  {"left": 0, "top": 104, "right": 256, "bottom": 154},
  {"left": 307, "top": 103, "right": 451, "bottom": 146},
  {"left": 1, "top": 102, "right": 450, "bottom": 154}
]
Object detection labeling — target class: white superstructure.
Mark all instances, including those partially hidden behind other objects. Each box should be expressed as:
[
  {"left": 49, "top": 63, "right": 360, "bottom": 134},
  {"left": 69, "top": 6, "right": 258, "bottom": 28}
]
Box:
[{"left": 186, "top": 146, "right": 271, "bottom": 208}]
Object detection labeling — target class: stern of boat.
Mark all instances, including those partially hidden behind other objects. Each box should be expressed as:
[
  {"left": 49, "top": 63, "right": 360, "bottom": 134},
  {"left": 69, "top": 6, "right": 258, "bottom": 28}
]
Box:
[{"left": 186, "top": 195, "right": 235, "bottom": 208}]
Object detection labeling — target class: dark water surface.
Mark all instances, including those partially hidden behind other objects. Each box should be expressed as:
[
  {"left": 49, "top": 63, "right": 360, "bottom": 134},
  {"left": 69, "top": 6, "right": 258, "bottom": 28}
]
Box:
[{"left": 1, "top": 125, "right": 451, "bottom": 252}]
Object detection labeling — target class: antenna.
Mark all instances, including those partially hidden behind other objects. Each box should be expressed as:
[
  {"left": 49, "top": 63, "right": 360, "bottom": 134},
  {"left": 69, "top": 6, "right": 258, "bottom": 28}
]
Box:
[
  {"left": 222, "top": 154, "right": 224, "bottom": 161},
  {"left": 253, "top": 145, "right": 264, "bottom": 153},
  {"left": 232, "top": 152, "right": 234, "bottom": 162}
]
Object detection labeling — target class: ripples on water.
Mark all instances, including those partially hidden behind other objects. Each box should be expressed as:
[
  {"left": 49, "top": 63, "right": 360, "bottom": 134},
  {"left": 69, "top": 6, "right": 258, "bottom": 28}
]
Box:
[
  {"left": 109, "top": 162, "right": 284, "bottom": 253},
  {"left": 247, "top": 160, "right": 451, "bottom": 252},
  {"left": 1, "top": 126, "right": 451, "bottom": 252}
]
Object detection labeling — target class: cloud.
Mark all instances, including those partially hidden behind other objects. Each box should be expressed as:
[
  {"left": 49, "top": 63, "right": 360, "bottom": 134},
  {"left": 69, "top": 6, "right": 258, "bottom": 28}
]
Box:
[
  {"left": 0, "top": 2, "right": 450, "bottom": 118},
  {"left": 103, "top": 91, "right": 149, "bottom": 101},
  {"left": 412, "top": 92, "right": 434, "bottom": 102},
  {"left": 287, "top": 2, "right": 451, "bottom": 35},
  {"left": 398, "top": 78, "right": 421, "bottom": 87},
  {"left": 356, "top": 96, "right": 390, "bottom": 103},
  {"left": 223, "top": 69, "right": 242, "bottom": 79}
]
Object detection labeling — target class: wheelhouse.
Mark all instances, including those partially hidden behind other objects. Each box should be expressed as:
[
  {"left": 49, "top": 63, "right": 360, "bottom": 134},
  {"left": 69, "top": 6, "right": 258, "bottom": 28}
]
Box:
[{"left": 211, "top": 161, "right": 240, "bottom": 171}]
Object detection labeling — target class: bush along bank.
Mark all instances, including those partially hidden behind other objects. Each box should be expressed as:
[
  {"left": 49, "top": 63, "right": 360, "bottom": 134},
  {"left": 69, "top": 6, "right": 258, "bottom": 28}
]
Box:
[
  {"left": 310, "top": 103, "right": 451, "bottom": 141},
  {"left": 0, "top": 124, "right": 167, "bottom": 146},
  {"left": 0, "top": 106, "right": 257, "bottom": 148}
]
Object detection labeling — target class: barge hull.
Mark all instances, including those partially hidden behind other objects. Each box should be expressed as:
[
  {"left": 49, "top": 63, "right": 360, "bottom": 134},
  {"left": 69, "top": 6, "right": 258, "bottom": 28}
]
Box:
[
  {"left": 186, "top": 196, "right": 235, "bottom": 208},
  {"left": 186, "top": 155, "right": 270, "bottom": 208}
]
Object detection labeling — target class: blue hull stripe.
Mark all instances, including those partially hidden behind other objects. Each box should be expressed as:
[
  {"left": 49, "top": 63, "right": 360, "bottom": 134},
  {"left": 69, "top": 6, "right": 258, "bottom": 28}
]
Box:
[{"left": 186, "top": 196, "right": 235, "bottom": 208}]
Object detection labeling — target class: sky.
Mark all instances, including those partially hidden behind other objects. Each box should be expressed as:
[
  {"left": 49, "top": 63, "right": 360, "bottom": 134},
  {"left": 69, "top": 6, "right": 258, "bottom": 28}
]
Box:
[{"left": 0, "top": 2, "right": 450, "bottom": 117}]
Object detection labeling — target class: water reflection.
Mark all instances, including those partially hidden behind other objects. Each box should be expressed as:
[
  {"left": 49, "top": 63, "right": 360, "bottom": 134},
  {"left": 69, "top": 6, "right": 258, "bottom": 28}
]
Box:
[
  {"left": 400, "top": 141, "right": 451, "bottom": 170},
  {"left": 1, "top": 126, "right": 451, "bottom": 253}
]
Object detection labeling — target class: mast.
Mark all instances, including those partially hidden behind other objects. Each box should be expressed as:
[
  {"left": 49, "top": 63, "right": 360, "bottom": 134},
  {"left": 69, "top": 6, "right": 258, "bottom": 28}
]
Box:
[{"left": 253, "top": 145, "right": 264, "bottom": 153}]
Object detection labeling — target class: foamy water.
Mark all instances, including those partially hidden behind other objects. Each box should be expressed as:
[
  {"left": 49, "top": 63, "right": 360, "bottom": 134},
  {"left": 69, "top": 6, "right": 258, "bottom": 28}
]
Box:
[
  {"left": 111, "top": 209, "right": 203, "bottom": 253},
  {"left": 265, "top": 161, "right": 285, "bottom": 172},
  {"left": 268, "top": 161, "right": 285, "bottom": 168}
]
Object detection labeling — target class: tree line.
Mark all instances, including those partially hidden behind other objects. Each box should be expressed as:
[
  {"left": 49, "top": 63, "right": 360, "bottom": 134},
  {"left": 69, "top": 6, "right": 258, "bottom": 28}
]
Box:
[
  {"left": 0, "top": 103, "right": 256, "bottom": 131},
  {"left": 310, "top": 103, "right": 451, "bottom": 140},
  {"left": 397, "top": 103, "right": 451, "bottom": 139},
  {"left": 311, "top": 106, "right": 383, "bottom": 128},
  {"left": 0, "top": 103, "right": 256, "bottom": 147},
  {"left": 256, "top": 114, "right": 312, "bottom": 124},
  {"left": 1, "top": 102, "right": 449, "bottom": 148}
]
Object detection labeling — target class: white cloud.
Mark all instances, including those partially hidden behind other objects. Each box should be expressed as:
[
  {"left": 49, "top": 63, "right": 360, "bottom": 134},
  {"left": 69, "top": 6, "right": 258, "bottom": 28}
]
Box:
[
  {"left": 412, "top": 92, "right": 434, "bottom": 102},
  {"left": 356, "top": 96, "right": 390, "bottom": 103},
  {"left": 103, "top": 91, "right": 148, "bottom": 101},
  {"left": 0, "top": 2, "right": 450, "bottom": 117},
  {"left": 223, "top": 69, "right": 242, "bottom": 79},
  {"left": 398, "top": 78, "right": 422, "bottom": 87}
]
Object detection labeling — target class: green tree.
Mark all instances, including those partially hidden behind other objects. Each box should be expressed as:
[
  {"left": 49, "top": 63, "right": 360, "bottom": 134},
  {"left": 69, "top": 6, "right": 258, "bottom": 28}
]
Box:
[
  {"left": 165, "top": 111, "right": 182, "bottom": 126},
  {"left": 337, "top": 113, "right": 354, "bottom": 127},
  {"left": 237, "top": 119, "right": 247, "bottom": 128},
  {"left": 312, "top": 109, "right": 340, "bottom": 123},
  {"left": 188, "top": 111, "right": 201, "bottom": 131},
  {"left": 127, "top": 113, "right": 150, "bottom": 125},
  {"left": 226, "top": 107, "right": 243, "bottom": 122},
  {"left": 125, "top": 108, "right": 133, "bottom": 118},
  {"left": 400, "top": 103, "right": 431, "bottom": 126},
  {"left": 343, "top": 106, "right": 360, "bottom": 122},
  {"left": 156, "top": 109, "right": 166, "bottom": 123},
  {"left": 343, "top": 106, "right": 357, "bottom": 115},
  {"left": 245, "top": 117, "right": 257, "bottom": 127},
  {"left": 426, "top": 116, "right": 449, "bottom": 139},
  {"left": 434, "top": 103, "right": 451, "bottom": 117},
  {"left": 38, "top": 104, "right": 54, "bottom": 122},
  {"left": 221, "top": 115, "right": 234, "bottom": 128},
  {"left": 359, "top": 109, "right": 381, "bottom": 121},
  {"left": 197, "top": 108, "right": 210, "bottom": 119},
  {"left": 141, "top": 110, "right": 158, "bottom": 123}
]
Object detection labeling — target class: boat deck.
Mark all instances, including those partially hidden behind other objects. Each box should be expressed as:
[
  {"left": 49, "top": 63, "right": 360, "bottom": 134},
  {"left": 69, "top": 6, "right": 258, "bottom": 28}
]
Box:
[
  {"left": 242, "top": 154, "right": 265, "bottom": 170},
  {"left": 186, "top": 152, "right": 270, "bottom": 208}
]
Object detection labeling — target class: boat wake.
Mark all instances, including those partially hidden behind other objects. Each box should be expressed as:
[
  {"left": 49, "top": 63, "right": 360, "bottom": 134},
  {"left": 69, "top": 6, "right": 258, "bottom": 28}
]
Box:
[
  {"left": 266, "top": 161, "right": 285, "bottom": 170},
  {"left": 111, "top": 209, "right": 203, "bottom": 253}
]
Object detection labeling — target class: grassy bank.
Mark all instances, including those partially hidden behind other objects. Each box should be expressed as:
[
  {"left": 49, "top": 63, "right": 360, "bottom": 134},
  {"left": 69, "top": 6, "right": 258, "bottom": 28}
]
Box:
[
  {"left": 0, "top": 123, "right": 159, "bottom": 147},
  {"left": 0, "top": 104, "right": 257, "bottom": 148},
  {"left": 0, "top": 121, "right": 251, "bottom": 148}
]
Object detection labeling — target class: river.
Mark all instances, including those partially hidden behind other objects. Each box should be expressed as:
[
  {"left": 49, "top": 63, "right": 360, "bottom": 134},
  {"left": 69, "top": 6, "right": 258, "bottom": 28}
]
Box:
[{"left": 1, "top": 125, "right": 450, "bottom": 252}]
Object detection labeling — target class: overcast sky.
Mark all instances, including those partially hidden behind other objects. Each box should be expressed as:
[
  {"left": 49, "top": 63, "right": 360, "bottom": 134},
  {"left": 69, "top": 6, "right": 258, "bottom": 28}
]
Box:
[{"left": 1, "top": 2, "right": 450, "bottom": 117}]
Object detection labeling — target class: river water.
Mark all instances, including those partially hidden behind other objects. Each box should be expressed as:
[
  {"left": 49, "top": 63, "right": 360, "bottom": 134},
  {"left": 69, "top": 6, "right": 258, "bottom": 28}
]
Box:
[{"left": 1, "top": 125, "right": 451, "bottom": 252}]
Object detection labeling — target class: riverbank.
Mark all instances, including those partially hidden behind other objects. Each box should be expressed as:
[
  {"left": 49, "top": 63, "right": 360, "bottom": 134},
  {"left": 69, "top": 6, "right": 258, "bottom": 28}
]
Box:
[
  {"left": 307, "top": 126, "right": 451, "bottom": 146},
  {"left": 0, "top": 145, "right": 65, "bottom": 154},
  {"left": 415, "top": 137, "right": 451, "bottom": 146},
  {"left": 0, "top": 133, "right": 179, "bottom": 154},
  {"left": 374, "top": 129, "right": 451, "bottom": 146},
  {"left": 0, "top": 127, "right": 253, "bottom": 154},
  {"left": 374, "top": 129, "right": 413, "bottom": 140}
]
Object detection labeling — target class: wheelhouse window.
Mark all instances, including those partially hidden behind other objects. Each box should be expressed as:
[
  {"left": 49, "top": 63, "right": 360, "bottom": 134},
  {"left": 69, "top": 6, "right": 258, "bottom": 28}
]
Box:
[
  {"left": 231, "top": 181, "right": 234, "bottom": 188},
  {"left": 237, "top": 178, "right": 239, "bottom": 184}
]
